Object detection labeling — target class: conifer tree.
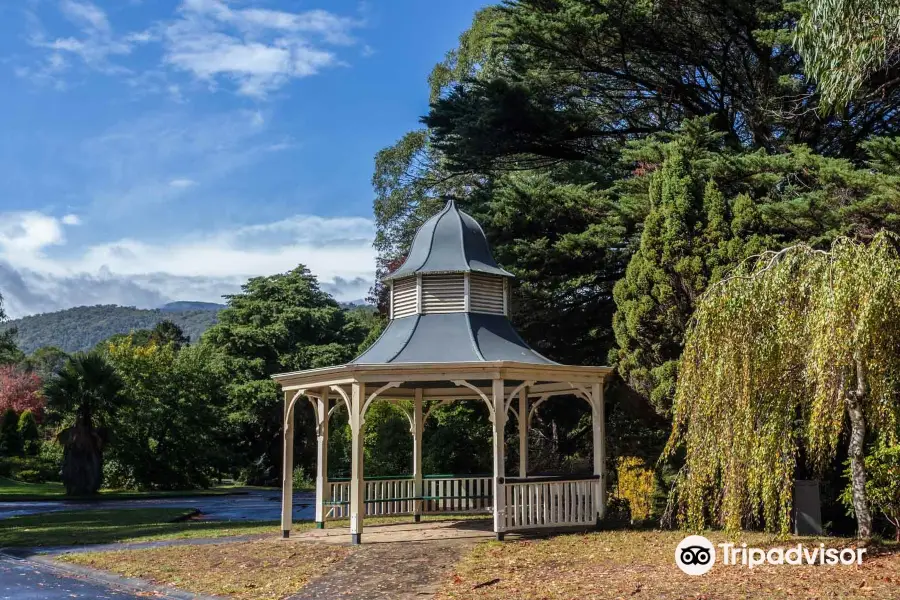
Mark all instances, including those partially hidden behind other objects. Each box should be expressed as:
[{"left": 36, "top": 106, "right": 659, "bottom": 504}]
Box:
[{"left": 612, "top": 146, "right": 770, "bottom": 416}]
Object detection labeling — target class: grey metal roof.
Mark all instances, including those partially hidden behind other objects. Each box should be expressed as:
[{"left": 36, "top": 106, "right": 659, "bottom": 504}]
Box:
[
  {"left": 351, "top": 313, "right": 557, "bottom": 365},
  {"left": 384, "top": 199, "right": 514, "bottom": 281}
]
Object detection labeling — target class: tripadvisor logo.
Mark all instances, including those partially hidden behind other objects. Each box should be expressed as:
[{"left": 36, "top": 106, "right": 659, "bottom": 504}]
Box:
[
  {"left": 676, "top": 535, "right": 716, "bottom": 575},
  {"left": 675, "top": 535, "right": 867, "bottom": 575}
]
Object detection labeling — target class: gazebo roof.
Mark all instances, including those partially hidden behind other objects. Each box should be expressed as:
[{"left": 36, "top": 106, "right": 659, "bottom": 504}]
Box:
[
  {"left": 351, "top": 312, "right": 555, "bottom": 365},
  {"left": 272, "top": 198, "right": 613, "bottom": 391},
  {"left": 384, "top": 200, "right": 514, "bottom": 281}
]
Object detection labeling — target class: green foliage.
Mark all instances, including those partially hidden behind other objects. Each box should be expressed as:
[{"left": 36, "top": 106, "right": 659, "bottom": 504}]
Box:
[
  {"left": 613, "top": 139, "right": 772, "bottom": 415},
  {"left": 423, "top": 402, "right": 492, "bottom": 475},
  {"left": 0, "top": 294, "right": 22, "bottom": 366},
  {"left": 1, "top": 305, "right": 221, "bottom": 354},
  {"left": 201, "top": 266, "right": 370, "bottom": 485},
  {"left": 795, "top": 0, "right": 900, "bottom": 110},
  {"left": 103, "top": 338, "right": 228, "bottom": 490},
  {"left": 148, "top": 320, "right": 190, "bottom": 349},
  {"left": 22, "top": 346, "right": 69, "bottom": 380},
  {"left": 841, "top": 442, "right": 900, "bottom": 541},
  {"left": 424, "top": 0, "right": 900, "bottom": 171},
  {"left": 667, "top": 232, "right": 900, "bottom": 533},
  {"left": 0, "top": 456, "right": 60, "bottom": 483},
  {"left": 44, "top": 353, "right": 126, "bottom": 496},
  {"left": 0, "top": 409, "right": 22, "bottom": 456},
  {"left": 17, "top": 410, "right": 39, "bottom": 456},
  {"left": 292, "top": 465, "right": 314, "bottom": 490},
  {"left": 364, "top": 402, "right": 413, "bottom": 477}
]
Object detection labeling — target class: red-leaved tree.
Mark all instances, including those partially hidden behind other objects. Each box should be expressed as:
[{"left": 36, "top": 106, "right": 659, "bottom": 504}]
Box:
[{"left": 0, "top": 366, "right": 43, "bottom": 420}]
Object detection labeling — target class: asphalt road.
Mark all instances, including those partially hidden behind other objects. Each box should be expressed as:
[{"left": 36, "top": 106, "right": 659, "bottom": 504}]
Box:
[
  {"left": 0, "top": 489, "right": 316, "bottom": 521},
  {"left": 0, "top": 489, "right": 317, "bottom": 598},
  {"left": 0, "top": 556, "right": 147, "bottom": 600}
]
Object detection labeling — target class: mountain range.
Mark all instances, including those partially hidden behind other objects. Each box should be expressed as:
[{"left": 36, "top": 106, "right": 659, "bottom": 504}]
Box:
[
  {"left": 1, "top": 302, "right": 225, "bottom": 354},
  {"left": 1, "top": 299, "right": 370, "bottom": 355}
]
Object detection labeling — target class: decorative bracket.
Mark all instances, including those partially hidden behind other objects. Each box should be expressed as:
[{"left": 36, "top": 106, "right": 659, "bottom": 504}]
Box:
[
  {"left": 504, "top": 380, "right": 535, "bottom": 415},
  {"left": 452, "top": 380, "right": 495, "bottom": 423}
]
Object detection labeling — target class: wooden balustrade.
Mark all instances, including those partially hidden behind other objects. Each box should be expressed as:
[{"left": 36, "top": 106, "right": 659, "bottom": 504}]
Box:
[
  {"left": 324, "top": 475, "right": 492, "bottom": 519},
  {"left": 503, "top": 477, "right": 599, "bottom": 530},
  {"left": 325, "top": 475, "right": 599, "bottom": 531}
]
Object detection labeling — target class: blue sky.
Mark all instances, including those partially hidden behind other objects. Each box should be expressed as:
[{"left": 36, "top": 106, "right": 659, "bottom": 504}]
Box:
[{"left": 0, "top": 0, "right": 488, "bottom": 317}]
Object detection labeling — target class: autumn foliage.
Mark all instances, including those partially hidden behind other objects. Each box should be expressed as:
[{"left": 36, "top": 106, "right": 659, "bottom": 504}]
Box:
[{"left": 0, "top": 365, "right": 44, "bottom": 419}]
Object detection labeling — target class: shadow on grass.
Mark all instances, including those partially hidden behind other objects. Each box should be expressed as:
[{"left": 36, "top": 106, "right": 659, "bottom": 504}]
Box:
[{"left": 0, "top": 508, "right": 283, "bottom": 548}]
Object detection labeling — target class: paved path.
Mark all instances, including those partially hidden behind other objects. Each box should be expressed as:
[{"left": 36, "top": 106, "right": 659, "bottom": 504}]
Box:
[
  {"left": 0, "top": 489, "right": 315, "bottom": 521},
  {"left": 3, "top": 519, "right": 498, "bottom": 600},
  {"left": 290, "top": 520, "right": 497, "bottom": 599}
]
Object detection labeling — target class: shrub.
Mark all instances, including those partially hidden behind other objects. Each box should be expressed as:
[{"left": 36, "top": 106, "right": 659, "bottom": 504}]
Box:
[
  {"left": 0, "top": 408, "right": 22, "bottom": 456},
  {"left": 17, "top": 410, "right": 40, "bottom": 456},
  {"left": 0, "top": 456, "right": 60, "bottom": 482},
  {"left": 841, "top": 442, "right": 900, "bottom": 541},
  {"left": 15, "top": 469, "right": 43, "bottom": 483},
  {"left": 292, "top": 466, "right": 314, "bottom": 490},
  {"left": 615, "top": 456, "right": 656, "bottom": 522}
]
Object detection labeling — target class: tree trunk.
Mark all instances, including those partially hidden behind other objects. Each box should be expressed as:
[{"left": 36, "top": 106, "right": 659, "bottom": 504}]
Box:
[{"left": 845, "top": 358, "right": 872, "bottom": 539}]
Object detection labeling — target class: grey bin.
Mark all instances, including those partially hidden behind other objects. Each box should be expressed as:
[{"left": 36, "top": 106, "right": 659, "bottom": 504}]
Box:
[{"left": 794, "top": 480, "right": 824, "bottom": 535}]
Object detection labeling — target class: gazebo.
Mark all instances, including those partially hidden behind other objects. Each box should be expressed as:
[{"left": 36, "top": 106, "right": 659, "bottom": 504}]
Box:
[{"left": 273, "top": 200, "right": 613, "bottom": 544}]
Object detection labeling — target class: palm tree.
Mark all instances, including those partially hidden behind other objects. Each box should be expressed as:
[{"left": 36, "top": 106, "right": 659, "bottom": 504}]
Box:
[{"left": 44, "top": 353, "right": 125, "bottom": 496}]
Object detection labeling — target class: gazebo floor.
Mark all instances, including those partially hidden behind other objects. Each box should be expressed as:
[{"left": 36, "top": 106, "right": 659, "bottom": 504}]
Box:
[{"left": 287, "top": 518, "right": 499, "bottom": 545}]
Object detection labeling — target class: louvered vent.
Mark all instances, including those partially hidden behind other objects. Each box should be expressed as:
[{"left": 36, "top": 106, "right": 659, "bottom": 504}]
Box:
[
  {"left": 392, "top": 276, "right": 418, "bottom": 318},
  {"left": 470, "top": 273, "right": 505, "bottom": 315},
  {"left": 421, "top": 274, "right": 466, "bottom": 314}
]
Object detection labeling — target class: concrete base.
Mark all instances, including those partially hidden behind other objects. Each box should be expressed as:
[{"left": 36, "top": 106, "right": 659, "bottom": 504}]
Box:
[
  {"left": 351, "top": 533, "right": 362, "bottom": 545},
  {"left": 316, "top": 521, "right": 325, "bottom": 529},
  {"left": 282, "top": 530, "right": 290, "bottom": 539},
  {"left": 413, "top": 514, "right": 421, "bottom": 523}
]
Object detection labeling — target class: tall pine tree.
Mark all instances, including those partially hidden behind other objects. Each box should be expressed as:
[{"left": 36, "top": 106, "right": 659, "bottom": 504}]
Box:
[{"left": 612, "top": 146, "right": 770, "bottom": 416}]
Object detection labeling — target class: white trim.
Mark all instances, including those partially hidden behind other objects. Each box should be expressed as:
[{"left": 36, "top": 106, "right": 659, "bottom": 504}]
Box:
[
  {"left": 503, "top": 278, "right": 509, "bottom": 316},
  {"left": 361, "top": 381, "right": 403, "bottom": 421},
  {"left": 452, "top": 379, "right": 495, "bottom": 423},
  {"left": 416, "top": 273, "right": 423, "bottom": 314},
  {"left": 389, "top": 280, "right": 394, "bottom": 320},
  {"left": 464, "top": 272, "right": 471, "bottom": 312}
]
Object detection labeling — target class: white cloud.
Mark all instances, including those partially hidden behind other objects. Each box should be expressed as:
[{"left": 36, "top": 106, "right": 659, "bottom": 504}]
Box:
[
  {"left": 0, "top": 212, "right": 67, "bottom": 255},
  {"left": 22, "top": 0, "right": 364, "bottom": 97},
  {"left": 168, "top": 178, "right": 196, "bottom": 188},
  {"left": 0, "top": 210, "right": 376, "bottom": 317},
  {"left": 61, "top": 214, "right": 81, "bottom": 225},
  {"left": 162, "top": 0, "right": 357, "bottom": 97},
  {"left": 60, "top": 0, "right": 110, "bottom": 33}
]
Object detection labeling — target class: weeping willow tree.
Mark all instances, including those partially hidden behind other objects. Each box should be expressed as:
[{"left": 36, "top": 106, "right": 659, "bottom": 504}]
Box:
[
  {"left": 665, "top": 232, "right": 900, "bottom": 537},
  {"left": 795, "top": 0, "right": 900, "bottom": 110}
]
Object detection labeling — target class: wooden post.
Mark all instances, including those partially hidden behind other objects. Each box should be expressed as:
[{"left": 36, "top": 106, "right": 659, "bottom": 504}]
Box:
[
  {"left": 592, "top": 382, "right": 606, "bottom": 522},
  {"left": 492, "top": 378, "right": 506, "bottom": 540},
  {"left": 281, "top": 390, "right": 295, "bottom": 538},
  {"left": 349, "top": 382, "right": 365, "bottom": 544},
  {"left": 314, "top": 386, "right": 329, "bottom": 529},
  {"left": 518, "top": 387, "right": 528, "bottom": 479},
  {"left": 413, "top": 388, "right": 424, "bottom": 522}
]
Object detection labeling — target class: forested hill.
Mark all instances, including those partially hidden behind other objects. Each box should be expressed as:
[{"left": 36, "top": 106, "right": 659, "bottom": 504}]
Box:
[{"left": 1, "top": 304, "right": 223, "bottom": 354}]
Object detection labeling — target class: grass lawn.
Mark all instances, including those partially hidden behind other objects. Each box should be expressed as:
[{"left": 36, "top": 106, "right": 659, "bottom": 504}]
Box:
[
  {"left": 0, "top": 508, "right": 203, "bottom": 547},
  {"left": 438, "top": 530, "right": 900, "bottom": 599},
  {"left": 0, "top": 477, "right": 249, "bottom": 501},
  {"left": 0, "top": 505, "right": 488, "bottom": 548},
  {"left": 61, "top": 539, "right": 352, "bottom": 600}
]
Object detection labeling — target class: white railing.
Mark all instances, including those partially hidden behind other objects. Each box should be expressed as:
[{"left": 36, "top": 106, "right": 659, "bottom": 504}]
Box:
[
  {"left": 423, "top": 476, "right": 492, "bottom": 513},
  {"left": 325, "top": 475, "right": 492, "bottom": 519},
  {"left": 503, "top": 477, "right": 599, "bottom": 531}
]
